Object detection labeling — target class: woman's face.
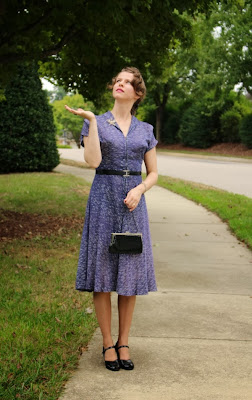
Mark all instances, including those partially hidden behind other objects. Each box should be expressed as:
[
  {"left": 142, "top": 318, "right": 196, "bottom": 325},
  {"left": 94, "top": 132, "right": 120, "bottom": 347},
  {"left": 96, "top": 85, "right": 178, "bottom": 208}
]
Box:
[{"left": 112, "top": 71, "right": 140, "bottom": 102}]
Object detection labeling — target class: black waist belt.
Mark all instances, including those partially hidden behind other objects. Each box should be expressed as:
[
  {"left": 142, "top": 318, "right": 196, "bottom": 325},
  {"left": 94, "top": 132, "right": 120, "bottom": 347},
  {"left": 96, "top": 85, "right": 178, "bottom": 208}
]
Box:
[{"left": 96, "top": 169, "right": 141, "bottom": 177}]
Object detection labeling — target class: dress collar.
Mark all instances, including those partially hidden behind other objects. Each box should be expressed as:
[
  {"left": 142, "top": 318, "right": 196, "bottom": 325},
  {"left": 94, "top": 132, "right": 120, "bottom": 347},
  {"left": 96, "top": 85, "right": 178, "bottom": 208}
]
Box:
[{"left": 105, "top": 110, "right": 138, "bottom": 132}]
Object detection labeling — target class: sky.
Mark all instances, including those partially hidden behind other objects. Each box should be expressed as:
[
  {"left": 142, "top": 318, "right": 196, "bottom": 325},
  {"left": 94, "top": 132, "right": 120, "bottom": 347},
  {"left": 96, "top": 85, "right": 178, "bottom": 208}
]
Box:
[
  {"left": 41, "top": 75, "right": 245, "bottom": 95},
  {"left": 41, "top": 78, "right": 57, "bottom": 91}
]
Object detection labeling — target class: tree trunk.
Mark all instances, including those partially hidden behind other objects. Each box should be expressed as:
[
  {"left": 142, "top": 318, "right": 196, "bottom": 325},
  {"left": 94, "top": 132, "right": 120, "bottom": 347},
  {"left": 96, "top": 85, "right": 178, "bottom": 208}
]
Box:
[
  {"left": 245, "top": 87, "right": 252, "bottom": 98},
  {"left": 154, "top": 83, "right": 170, "bottom": 144},
  {"left": 155, "top": 103, "right": 165, "bottom": 143}
]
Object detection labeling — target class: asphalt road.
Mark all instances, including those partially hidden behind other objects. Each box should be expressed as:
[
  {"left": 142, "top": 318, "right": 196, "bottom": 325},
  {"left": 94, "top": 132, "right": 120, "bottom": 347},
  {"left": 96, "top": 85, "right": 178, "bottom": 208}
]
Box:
[
  {"left": 157, "top": 153, "right": 252, "bottom": 198},
  {"left": 59, "top": 148, "right": 252, "bottom": 198}
]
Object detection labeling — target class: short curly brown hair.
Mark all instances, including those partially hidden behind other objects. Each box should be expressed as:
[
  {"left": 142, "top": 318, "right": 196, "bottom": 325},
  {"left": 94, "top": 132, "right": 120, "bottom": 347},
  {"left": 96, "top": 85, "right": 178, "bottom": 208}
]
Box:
[{"left": 107, "top": 66, "right": 146, "bottom": 115}]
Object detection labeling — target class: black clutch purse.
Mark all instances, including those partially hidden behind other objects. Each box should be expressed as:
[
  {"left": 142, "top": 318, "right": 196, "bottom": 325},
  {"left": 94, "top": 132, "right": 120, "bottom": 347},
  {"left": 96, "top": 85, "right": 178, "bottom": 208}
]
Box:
[
  {"left": 109, "top": 187, "right": 143, "bottom": 255},
  {"left": 109, "top": 232, "right": 143, "bottom": 254}
]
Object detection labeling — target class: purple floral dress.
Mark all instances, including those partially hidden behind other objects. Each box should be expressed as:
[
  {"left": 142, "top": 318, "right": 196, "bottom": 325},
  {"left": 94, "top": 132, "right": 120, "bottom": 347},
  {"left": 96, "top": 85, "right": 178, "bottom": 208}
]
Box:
[{"left": 76, "top": 111, "right": 158, "bottom": 296}]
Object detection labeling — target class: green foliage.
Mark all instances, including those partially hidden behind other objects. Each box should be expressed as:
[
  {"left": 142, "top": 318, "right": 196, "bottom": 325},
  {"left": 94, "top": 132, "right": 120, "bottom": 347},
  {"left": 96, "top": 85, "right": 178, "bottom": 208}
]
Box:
[
  {"left": 53, "top": 94, "right": 96, "bottom": 147},
  {"left": 0, "top": 63, "right": 59, "bottom": 173},
  {"left": 146, "top": 1, "right": 251, "bottom": 144},
  {"left": 140, "top": 104, "right": 156, "bottom": 127},
  {"left": 171, "top": 80, "right": 252, "bottom": 148},
  {"left": 96, "top": 89, "right": 115, "bottom": 115},
  {"left": 131, "top": 99, "right": 155, "bottom": 123},
  {"left": 182, "top": 2, "right": 252, "bottom": 101},
  {"left": 219, "top": 91, "right": 252, "bottom": 143},
  {"left": 162, "top": 105, "right": 182, "bottom": 144},
  {"left": 138, "top": 101, "right": 182, "bottom": 144},
  {"left": 0, "top": 1, "right": 212, "bottom": 105},
  {"left": 178, "top": 103, "right": 217, "bottom": 148},
  {"left": 209, "top": 0, "right": 252, "bottom": 96},
  {"left": 220, "top": 109, "right": 242, "bottom": 143},
  {"left": 239, "top": 113, "right": 252, "bottom": 148},
  {"left": 144, "top": 103, "right": 182, "bottom": 144},
  {"left": 45, "top": 86, "right": 68, "bottom": 103}
]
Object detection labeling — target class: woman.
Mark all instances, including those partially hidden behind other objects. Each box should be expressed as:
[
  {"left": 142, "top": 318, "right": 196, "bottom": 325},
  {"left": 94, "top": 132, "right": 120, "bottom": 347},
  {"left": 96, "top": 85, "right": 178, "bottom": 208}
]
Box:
[{"left": 65, "top": 66, "right": 158, "bottom": 372}]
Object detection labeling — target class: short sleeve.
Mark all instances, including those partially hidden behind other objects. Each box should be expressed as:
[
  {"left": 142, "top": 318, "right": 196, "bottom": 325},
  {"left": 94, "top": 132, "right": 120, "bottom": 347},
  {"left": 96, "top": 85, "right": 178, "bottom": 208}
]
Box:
[
  {"left": 80, "top": 118, "right": 90, "bottom": 147},
  {"left": 145, "top": 124, "right": 158, "bottom": 153}
]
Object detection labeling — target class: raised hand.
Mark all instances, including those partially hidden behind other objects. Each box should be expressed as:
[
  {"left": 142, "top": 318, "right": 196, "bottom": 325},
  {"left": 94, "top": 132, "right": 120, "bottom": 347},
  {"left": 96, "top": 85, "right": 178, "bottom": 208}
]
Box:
[{"left": 64, "top": 105, "right": 95, "bottom": 121}]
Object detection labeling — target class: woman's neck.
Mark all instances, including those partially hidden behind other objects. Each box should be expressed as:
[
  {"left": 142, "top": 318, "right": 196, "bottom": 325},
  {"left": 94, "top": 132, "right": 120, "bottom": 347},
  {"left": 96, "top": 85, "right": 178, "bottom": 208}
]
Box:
[{"left": 110, "top": 102, "right": 133, "bottom": 121}]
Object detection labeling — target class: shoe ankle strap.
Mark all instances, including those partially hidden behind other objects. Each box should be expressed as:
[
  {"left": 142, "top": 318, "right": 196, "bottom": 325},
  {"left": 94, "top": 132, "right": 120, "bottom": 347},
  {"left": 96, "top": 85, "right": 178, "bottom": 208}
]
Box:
[
  {"left": 102, "top": 345, "right": 115, "bottom": 354},
  {"left": 117, "top": 345, "right": 129, "bottom": 350}
]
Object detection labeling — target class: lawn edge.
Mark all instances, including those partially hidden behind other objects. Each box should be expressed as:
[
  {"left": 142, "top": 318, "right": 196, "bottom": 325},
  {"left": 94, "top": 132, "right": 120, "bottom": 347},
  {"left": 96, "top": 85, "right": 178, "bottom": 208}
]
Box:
[{"left": 157, "top": 174, "right": 252, "bottom": 252}]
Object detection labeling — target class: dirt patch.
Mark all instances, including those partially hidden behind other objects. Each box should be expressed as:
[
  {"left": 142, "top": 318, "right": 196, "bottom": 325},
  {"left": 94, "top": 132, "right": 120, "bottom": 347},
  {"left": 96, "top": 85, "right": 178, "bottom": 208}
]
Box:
[
  {"left": 157, "top": 143, "right": 252, "bottom": 157},
  {"left": 0, "top": 208, "right": 83, "bottom": 242}
]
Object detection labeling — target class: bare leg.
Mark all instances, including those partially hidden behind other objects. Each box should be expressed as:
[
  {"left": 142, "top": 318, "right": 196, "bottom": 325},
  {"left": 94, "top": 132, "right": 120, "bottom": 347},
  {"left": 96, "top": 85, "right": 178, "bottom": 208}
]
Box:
[
  {"left": 117, "top": 295, "right": 136, "bottom": 359},
  {"left": 93, "top": 292, "right": 117, "bottom": 361}
]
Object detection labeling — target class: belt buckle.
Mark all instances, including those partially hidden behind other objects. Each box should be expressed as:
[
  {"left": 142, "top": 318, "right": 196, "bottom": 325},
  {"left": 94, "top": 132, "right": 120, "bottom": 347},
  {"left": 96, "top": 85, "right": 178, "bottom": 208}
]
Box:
[{"left": 123, "top": 169, "right": 130, "bottom": 177}]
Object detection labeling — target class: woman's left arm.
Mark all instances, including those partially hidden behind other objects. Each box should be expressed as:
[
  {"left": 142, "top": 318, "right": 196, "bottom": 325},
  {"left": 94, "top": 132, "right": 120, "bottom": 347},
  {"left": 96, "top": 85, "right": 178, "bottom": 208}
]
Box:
[{"left": 124, "top": 147, "right": 158, "bottom": 212}]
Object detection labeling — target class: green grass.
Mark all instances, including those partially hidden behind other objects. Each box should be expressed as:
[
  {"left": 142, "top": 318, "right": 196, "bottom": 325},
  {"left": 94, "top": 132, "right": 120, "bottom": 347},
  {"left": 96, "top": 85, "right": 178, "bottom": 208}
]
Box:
[
  {"left": 158, "top": 175, "right": 252, "bottom": 250},
  {"left": 57, "top": 144, "right": 72, "bottom": 149},
  {"left": 0, "top": 172, "right": 91, "bottom": 215},
  {"left": 0, "top": 173, "right": 97, "bottom": 400}
]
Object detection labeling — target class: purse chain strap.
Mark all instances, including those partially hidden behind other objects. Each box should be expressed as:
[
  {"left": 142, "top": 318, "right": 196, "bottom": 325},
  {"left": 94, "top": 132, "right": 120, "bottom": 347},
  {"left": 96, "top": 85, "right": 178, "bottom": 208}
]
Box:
[{"left": 120, "top": 134, "right": 140, "bottom": 233}]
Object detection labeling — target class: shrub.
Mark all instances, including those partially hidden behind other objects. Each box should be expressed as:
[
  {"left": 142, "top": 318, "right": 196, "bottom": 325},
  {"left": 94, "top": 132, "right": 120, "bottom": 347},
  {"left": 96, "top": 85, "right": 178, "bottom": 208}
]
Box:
[
  {"left": 220, "top": 109, "right": 242, "bottom": 143},
  {"left": 141, "top": 106, "right": 156, "bottom": 127},
  {"left": 162, "top": 105, "right": 181, "bottom": 144},
  {"left": 178, "top": 103, "right": 215, "bottom": 148},
  {"left": 0, "top": 62, "right": 59, "bottom": 173},
  {"left": 239, "top": 113, "right": 252, "bottom": 148},
  {"left": 143, "top": 104, "right": 183, "bottom": 144}
]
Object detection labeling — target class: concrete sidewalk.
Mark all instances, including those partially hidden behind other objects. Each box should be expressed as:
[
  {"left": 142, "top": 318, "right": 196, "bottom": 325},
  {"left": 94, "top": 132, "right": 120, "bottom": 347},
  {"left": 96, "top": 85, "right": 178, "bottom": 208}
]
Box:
[{"left": 54, "top": 164, "right": 252, "bottom": 400}]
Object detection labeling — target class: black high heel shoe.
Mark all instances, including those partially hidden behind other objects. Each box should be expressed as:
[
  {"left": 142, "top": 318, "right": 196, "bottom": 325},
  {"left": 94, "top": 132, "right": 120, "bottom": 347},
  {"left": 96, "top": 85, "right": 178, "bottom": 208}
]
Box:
[
  {"left": 102, "top": 345, "right": 120, "bottom": 371},
  {"left": 115, "top": 341, "right": 134, "bottom": 370}
]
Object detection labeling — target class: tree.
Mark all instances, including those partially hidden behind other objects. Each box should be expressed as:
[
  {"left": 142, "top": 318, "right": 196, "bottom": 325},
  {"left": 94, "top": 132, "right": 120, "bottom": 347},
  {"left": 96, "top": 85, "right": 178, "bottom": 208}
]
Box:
[
  {"left": 210, "top": 0, "right": 252, "bottom": 96},
  {"left": 177, "top": 1, "right": 252, "bottom": 101},
  {"left": 0, "top": 1, "right": 212, "bottom": 104},
  {"left": 144, "top": 36, "right": 193, "bottom": 142},
  {"left": 145, "top": 1, "right": 252, "bottom": 142},
  {"left": 0, "top": 62, "right": 59, "bottom": 173},
  {"left": 45, "top": 86, "right": 68, "bottom": 103}
]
